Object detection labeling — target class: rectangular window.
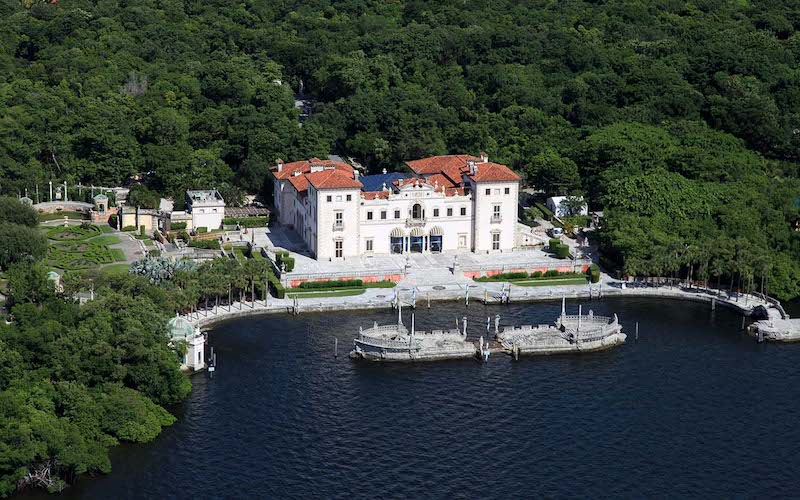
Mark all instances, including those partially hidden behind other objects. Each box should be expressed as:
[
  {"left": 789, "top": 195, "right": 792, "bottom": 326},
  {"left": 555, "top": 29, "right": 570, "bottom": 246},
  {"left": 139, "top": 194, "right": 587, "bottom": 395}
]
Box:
[
  {"left": 458, "top": 234, "right": 467, "bottom": 248},
  {"left": 494, "top": 188, "right": 500, "bottom": 195},
  {"left": 504, "top": 187, "right": 510, "bottom": 195},
  {"left": 326, "top": 195, "right": 332, "bottom": 202},
  {"left": 381, "top": 211, "right": 387, "bottom": 220},
  {"left": 346, "top": 194, "right": 352, "bottom": 201},
  {"left": 433, "top": 208, "right": 439, "bottom": 217},
  {"left": 460, "top": 207, "right": 467, "bottom": 216},
  {"left": 492, "top": 233, "right": 500, "bottom": 250},
  {"left": 335, "top": 240, "right": 343, "bottom": 258},
  {"left": 366, "top": 239, "right": 373, "bottom": 252},
  {"left": 336, "top": 195, "right": 342, "bottom": 202},
  {"left": 394, "top": 210, "right": 400, "bottom": 219},
  {"left": 335, "top": 212, "right": 343, "bottom": 225},
  {"left": 447, "top": 208, "right": 453, "bottom": 217},
  {"left": 493, "top": 205, "right": 501, "bottom": 216},
  {"left": 485, "top": 188, "right": 491, "bottom": 195},
  {"left": 367, "top": 211, "right": 373, "bottom": 220}
]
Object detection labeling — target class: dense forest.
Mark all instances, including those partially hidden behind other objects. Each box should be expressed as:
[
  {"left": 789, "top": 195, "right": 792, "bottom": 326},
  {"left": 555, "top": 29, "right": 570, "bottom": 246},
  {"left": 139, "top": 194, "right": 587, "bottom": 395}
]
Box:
[{"left": 0, "top": 0, "right": 799, "bottom": 297}]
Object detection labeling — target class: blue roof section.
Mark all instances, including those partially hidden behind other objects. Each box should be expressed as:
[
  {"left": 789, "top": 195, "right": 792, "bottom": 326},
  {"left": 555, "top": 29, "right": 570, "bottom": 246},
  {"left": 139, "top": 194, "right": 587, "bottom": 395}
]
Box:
[{"left": 359, "top": 172, "right": 411, "bottom": 192}]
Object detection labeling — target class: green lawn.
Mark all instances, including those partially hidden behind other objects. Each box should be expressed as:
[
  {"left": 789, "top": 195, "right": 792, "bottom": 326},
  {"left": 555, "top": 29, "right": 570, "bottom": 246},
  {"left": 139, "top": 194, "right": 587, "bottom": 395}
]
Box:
[
  {"left": 99, "top": 263, "right": 131, "bottom": 276},
  {"left": 515, "top": 278, "right": 588, "bottom": 287},
  {"left": 110, "top": 248, "right": 127, "bottom": 262},
  {"left": 88, "top": 235, "right": 121, "bottom": 246},
  {"left": 232, "top": 246, "right": 250, "bottom": 259},
  {"left": 98, "top": 224, "right": 116, "bottom": 234},
  {"left": 46, "top": 224, "right": 101, "bottom": 241},
  {"left": 290, "top": 289, "right": 366, "bottom": 299},
  {"left": 38, "top": 211, "right": 88, "bottom": 222}
]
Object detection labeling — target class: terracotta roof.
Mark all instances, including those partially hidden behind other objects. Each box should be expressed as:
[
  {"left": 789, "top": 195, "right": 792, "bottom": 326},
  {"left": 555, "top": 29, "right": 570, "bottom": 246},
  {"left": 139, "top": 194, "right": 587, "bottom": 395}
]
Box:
[
  {"left": 362, "top": 191, "right": 390, "bottom": 200},
  {"left": 445, "top": 187, "right": 467, "bottom": 197},
  {"left": 305, "top": 169, "right": 362, "bottom": 190},
  {"left": 464, "top": 162, "right": 521, "bottom": 183},
  {"left": 270, "top": 158, "right": 354, "bottom": 180},
  {"left": 406, "top": 154, "right": 481, "bottom": 175},
  {"left": 287, "top": 174, "right": 309, "bottom": 193},
  {"left": 426, "top": 172, "right": 458, "bottom": 189}
]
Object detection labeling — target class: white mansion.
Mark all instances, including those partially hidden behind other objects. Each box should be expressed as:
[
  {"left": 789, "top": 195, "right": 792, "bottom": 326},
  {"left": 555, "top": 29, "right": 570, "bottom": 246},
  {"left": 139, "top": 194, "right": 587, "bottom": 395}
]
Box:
[{"left": 270, "top": 153, "right": 521, "bottom": 261}]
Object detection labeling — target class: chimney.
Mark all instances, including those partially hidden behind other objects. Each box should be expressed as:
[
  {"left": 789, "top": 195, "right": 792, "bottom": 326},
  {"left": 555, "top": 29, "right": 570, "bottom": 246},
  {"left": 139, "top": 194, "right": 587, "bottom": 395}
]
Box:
[
  {"left": 353, "top": 170, "right": 360, "bottom": 181},
  {"left": 382, "top": 168, "right": 387, "bottom": 175},
  {"left": 276, "top": 159, "right": 283, "bottom": 172},
  {"left": 467, "top": 160, "right": 477, "bottom": 175},
  {"left": 480, "top": 152, "right": 488, "bottom": 163}
]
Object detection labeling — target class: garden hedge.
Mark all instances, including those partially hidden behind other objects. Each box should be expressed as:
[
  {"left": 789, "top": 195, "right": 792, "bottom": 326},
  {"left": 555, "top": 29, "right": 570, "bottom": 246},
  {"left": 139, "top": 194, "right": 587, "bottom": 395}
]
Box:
[
  {"left": 298, "top": 279, "right": 363, "bottom": 290},
  {"left": 223, "top": 217, "right": 269, "bottom": 228},
  {"left": 554, "top": 244, "right": 570, "bottom": 259}
]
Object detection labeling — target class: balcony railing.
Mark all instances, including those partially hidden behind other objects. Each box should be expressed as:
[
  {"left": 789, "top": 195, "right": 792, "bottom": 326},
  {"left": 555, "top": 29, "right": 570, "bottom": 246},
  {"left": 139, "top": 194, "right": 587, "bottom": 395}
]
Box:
[
  {"left": 490, "top": 214, "right": 503, "bottom": 223},
  {"left": 405, "top": 217, "right": 426, "bottom": 227},
  {"left": 332, "top": 222, "right": 344, "bottom": 231}
]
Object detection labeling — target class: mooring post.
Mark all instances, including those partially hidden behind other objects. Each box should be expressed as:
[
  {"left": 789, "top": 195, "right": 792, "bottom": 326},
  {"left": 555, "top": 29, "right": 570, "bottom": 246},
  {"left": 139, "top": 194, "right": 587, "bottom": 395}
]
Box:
[
  {"left": 486, "top": 316, "right": 490, "bottom": 333},
  {"left": 334, "top": 338, "right": 338, "bottom": 358},
  {"left": 741, "top": 316, "right": 746, "bottom": 331},
  {"left": 463, "top": 316, "right": 468, "bottom": 336},
  {"left": 494, "top": 314, "right": 500, "bottom": 334},
  {"left": 427, "top": 292, "right": 430, "bottom": 309},
  {"left": 465, "top": 287, "right": 469, "bottom": 307},
  {"left": 484, "top": 289, "right": 488, "bottom": 304},
  {"left": 711, "top": 297, "right": 716, "bottom": 311},
  {"left": 412, "top": 289, "right": 417, "bottom": 309},
  {"left": 635, "top": 322, "right": 639, "bottom": 340}
]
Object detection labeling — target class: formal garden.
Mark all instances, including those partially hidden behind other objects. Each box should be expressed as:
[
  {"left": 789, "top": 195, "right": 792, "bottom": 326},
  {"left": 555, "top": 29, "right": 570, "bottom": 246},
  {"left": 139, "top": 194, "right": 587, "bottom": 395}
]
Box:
[{"left": 44, "top": 224, "right": 127, "bottom": 271}]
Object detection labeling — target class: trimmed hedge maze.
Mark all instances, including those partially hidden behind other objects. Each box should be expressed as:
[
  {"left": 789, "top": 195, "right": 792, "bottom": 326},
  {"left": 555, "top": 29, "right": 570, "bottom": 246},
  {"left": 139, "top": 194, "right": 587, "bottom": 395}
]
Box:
[
  {"left": 46, "top": 224, "right": 101, "bottom": 241},
  {"left": 46, "top": 240, "right": 119, "bottom": 270}
]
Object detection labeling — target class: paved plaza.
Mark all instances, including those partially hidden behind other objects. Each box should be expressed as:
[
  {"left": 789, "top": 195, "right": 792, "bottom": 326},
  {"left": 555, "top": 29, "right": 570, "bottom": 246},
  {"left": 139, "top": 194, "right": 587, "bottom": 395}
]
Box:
[{"left": 259, "top": 224, "right": 591, "bottom": 283}]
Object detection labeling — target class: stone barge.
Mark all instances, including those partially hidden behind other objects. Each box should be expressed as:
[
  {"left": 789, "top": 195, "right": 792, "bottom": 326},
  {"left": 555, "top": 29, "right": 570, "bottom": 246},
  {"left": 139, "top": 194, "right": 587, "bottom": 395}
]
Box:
[
  {"left": 497, "top": 299, "right": 626, "bottom": 356},
  {"left": 748, "top": 317, "right": 800, "bottom": 342},
  {"left": 350, "top": 310, "right": 477, "bottom": 362}
]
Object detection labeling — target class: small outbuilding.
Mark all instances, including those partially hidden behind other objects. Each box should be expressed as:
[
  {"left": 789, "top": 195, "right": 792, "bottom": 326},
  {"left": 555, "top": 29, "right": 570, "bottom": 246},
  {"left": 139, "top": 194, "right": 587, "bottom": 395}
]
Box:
[{"left": 167, "top": 315, "right": 206, "bottom": 372}]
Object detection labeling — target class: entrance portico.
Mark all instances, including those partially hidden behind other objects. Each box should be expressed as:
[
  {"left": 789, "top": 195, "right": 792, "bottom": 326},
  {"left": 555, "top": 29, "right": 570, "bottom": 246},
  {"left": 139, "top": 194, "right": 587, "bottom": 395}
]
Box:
[{"left": 389, "top": 226, "right": 444, "bottom": 254}]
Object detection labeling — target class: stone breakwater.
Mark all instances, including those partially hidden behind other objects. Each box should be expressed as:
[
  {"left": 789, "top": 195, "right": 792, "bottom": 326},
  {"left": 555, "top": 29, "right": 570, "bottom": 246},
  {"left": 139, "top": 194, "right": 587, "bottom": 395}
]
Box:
[
  {"left": 748, "top": 318, "right": 800, "bottom": 342},
  {"left": 184, "top": 280, "right": 783, "bottom": 341}
]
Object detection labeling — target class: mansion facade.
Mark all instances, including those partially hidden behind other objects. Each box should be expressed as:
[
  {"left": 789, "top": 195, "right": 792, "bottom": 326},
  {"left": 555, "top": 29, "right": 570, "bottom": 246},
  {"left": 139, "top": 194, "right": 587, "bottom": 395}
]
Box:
[{"left": 269, "top": 153, "right": 521, "bottom": 261}]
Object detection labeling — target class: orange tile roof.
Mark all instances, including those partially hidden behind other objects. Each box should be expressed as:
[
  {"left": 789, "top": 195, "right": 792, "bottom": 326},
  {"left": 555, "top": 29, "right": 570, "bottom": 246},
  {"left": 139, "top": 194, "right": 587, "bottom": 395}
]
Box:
[
  {"left": 445, "top": 187, "right": 466, "bottom": 197},
  {"left": 406, "top": 154, "right": 520, "bottom": 184},
  {"left": 305, "top": 169, "right": 362, "bottom": 190},
  {"left": 427, "top": 172, "right": 458, "bottom": 189},
  {"left": 405, "top": 154, "right": 481, "bottom": 175},
  {"left": 287, "top": 174, "right": 309, "bottom": 193},
  {"left": 270, "top": 158, "right": 354, "bottom": 180},
  {"left": 464, "top": 162, "right": 521, "bottom": 183},
  {"left": 362, "top": 191, "right": 390, "bottom": 200}
]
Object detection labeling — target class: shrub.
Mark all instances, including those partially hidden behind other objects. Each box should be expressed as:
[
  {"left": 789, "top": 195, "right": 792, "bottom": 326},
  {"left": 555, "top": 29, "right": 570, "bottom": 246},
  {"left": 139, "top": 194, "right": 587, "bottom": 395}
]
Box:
[
  {"left": 108, "top": 214, "right": 118, "bottom": 228},
  {"left": 544, "top": 269, "right": 560, "bottom": 277},
  {"left": 554, "top": 244, "right": 570, "bottom": 259},
  {"left": 195, "top": 227, "right": 208, "bottom": 234},
  {"left": 588, "top": 264, "right": 600, "bottom": 283},
  {"left": 276, "top": 251, "right": 295, "bottom": 272},
  {"left": 474, "top": 271, "right": 529, "bottom": 282},
  {"left": 548, "top": 238, "right": 561, "bottom": 251},
  {"left": 268, "top": 273, "right": 285, "bottom": 298},
  {"left": 170, "top": 222, "right": 187, "bottom": 230},
  {"left": 178, "top": 231, "right": 190, "bottom": 241},
  {"left": 530, "top": 271, "right": 543, "bottom": 278},
  {"left": 122, "top": 225, "right": 136, "bottom": 232},
  {"left": 298, "top": 279, "right": 363, "bottom": 289},
  {"left": 148, "top": 249, "right": 162, "bottom": 257},
  {"left": 188, "top": 239, "right": 220, "bottom": 250},
  {"left": 222, "top": 217, "right": 269, "bottom": 228},
  {"left": 535, "top": 202, "right": 554, "bottom": 221}
]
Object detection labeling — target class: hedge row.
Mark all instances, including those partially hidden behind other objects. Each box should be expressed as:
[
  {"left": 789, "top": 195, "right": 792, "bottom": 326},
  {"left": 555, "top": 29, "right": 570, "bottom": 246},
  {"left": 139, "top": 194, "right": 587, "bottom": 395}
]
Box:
[
  {"left": 275, "top": 251, "right": 295, "bottom": 272},
  {"left": 223, "top": 216, "right": 269, "bottom": 227},
  {"left": 474, "top": 270, "right": 584, "bottom": 282},
  {"left": 170, "top": 222, "right": 187, "bottom": 230},
  {"left": 268, "top": 272, "right": 285, "bottom": 298},
  {"left": 298, "top": 279, "right": 363, "bottom": 289},
  {"left": 587, "top": 264, "right": 600, "bottom": 283},
  {"left": 188, "top": 239, "right": 220, "bottom": 250}
]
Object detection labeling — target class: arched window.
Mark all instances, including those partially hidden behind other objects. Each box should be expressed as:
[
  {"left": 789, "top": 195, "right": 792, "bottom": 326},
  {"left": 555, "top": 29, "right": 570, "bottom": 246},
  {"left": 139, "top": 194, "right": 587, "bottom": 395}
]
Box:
[{"left": 412, "top": 203, "right": 422, "bottom": 219}]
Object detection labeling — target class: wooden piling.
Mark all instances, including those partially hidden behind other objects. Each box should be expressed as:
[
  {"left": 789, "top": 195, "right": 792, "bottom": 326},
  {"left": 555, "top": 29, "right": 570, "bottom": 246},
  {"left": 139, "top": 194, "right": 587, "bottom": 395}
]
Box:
[
  {"left": 635, "top": 322, "right": 639, "bottom": 340},
  {"left": 334, "top": 338, "right": 338, "bottom": 358}
]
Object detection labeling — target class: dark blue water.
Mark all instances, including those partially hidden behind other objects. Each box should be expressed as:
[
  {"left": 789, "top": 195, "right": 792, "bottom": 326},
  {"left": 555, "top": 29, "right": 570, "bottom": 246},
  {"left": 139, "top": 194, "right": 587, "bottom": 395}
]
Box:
[{"left": 54, "top": 298, "right": 800, "bottom": 498}]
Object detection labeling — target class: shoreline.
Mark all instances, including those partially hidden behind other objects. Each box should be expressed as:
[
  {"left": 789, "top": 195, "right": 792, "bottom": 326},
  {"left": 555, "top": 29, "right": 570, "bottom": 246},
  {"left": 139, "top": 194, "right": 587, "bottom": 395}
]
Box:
[{"left": 187, "top": 281, "right": 774, "bottom": 330}]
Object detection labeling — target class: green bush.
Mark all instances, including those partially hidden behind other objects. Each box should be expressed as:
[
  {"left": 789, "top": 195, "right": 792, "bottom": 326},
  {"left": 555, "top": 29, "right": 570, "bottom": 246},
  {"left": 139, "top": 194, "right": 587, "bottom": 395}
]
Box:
[
  {"left": 108, "top": 214, "right": 118, "bottom": 228},
  {"left": 122, "top": 225, "right": 136, "bottom": 232},
  {"left": 276, "top": 251, "right": 295, "bottom": 272},
  {"left": 588, "top": 264, "right": 600, "bottom": 283},
  {"left": 554, "top": 244, "right": 570, "bottom": 259},
  {"left": 535, "top": 202, "right": 554, "bottom": 220},
  {"left": 170, "top": 222, "right": 187, "bottom": 230},
  {"left": 268, "top": 273, "right": 285, "bottom": 298},
  {"left": 195, "top": 227, "right": 208, "bottom": 234},
  {"left": 544, "top": 269, "right": 560, "bottom": 277},
  {"left": 474, "top": 271, "right": 529, "bottom": 282},
  {"left": 530, "top": 271, "right": 543, "bottom": 278},
  {"left": 548, "top": 238, "right": 561, "bottom": 251},
  {"left": 298, "top": 279, "right": 363, "bottom": 289},
  {"left": 148, "top": 249, "right": 162, "bottom": 257},
  {"left": 223, "top": 216, "right": 269, "bottom": 227},
  {"left": 188, "top": 239, "right": 220, "bottom": 250}
]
